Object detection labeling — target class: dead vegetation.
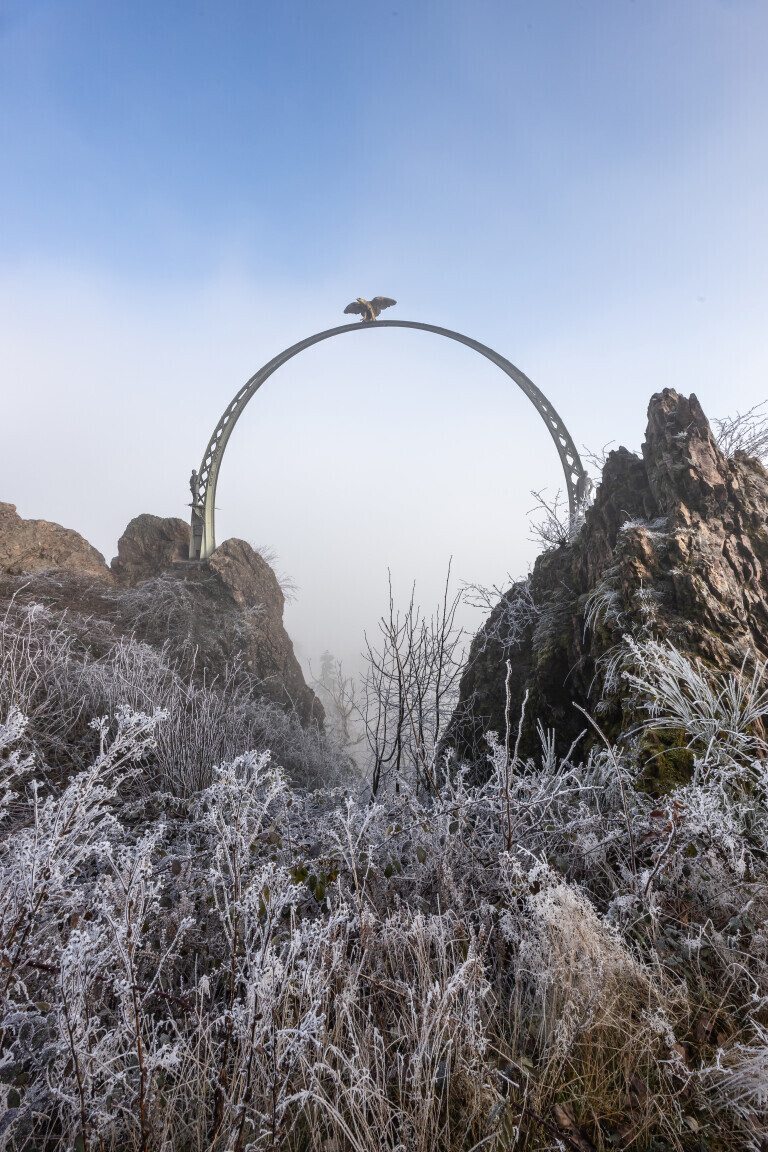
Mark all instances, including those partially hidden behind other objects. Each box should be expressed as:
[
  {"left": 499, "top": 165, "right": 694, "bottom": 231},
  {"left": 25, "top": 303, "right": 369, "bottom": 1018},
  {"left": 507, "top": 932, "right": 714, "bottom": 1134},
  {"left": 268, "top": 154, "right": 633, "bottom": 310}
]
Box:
[{"left": 2, "top": 576, "right": 768, "bottom": 1150}]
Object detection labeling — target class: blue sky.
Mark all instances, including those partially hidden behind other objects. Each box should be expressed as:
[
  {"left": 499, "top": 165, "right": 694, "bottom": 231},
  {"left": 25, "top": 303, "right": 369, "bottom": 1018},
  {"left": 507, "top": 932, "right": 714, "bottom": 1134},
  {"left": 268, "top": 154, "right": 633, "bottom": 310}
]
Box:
[
  {"left": 2, "top": 0, "right": 768, "bottom": 666},
  {"left": 4, "top": 0, "right": 765, "bottom": 295}
]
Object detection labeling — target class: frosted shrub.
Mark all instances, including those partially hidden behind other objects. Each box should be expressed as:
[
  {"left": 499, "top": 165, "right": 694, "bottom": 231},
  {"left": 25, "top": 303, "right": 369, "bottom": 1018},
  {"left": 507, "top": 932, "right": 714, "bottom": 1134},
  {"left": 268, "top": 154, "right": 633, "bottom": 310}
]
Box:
[
  {"left": 362, "top": 569, "right": 465, "bottom": 797},
  {"left": 4, "top": 603, "right": 768, "bottom": 1148},
  {"left": 0, "top": 707, "right": 169, "bottom": 1149},
  {"left": 527, "top": 488, "right": 583, "bottom": 548},
  {"left": 462, "top": 576, "right": 541, "bottom": 657},
  {"left": 623, "top": 637, "right": 768, "bottom": 873},
  {"left": 0, "top": 589, "right": 346, "bottom": 797},
  {"left": 0, "top": 707, "right": 163, "bottom": 982},
  {"left": 0, "top": 597, "right": 95, "bottom": 772},
  {"left": 507, "top": 872, "right": 683, "bottom": 1134},
  {"left": 624, "top": 636, "right": 768, "bottom": 763},
  {"left": 713, "top": 400, "right": 768, "bottom": 462},
  {"left": 700, "top": 1020, "right": 768, "bottom": 1128}
]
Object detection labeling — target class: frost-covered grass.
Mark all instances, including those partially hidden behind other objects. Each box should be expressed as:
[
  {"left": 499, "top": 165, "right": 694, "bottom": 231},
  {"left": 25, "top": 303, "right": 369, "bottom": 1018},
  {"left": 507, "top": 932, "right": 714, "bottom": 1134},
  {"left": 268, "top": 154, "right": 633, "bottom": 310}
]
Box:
[
  {"left": 0, "top": 592, "right": 348, "bottom": 795},
  {"left": 2, "top": 600, "right": 768, "bottom": 1149}
]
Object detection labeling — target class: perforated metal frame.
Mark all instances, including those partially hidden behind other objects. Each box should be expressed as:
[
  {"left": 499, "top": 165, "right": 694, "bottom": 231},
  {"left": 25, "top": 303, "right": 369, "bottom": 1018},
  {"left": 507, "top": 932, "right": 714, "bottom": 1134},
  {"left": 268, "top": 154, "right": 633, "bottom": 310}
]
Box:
[{"left": 189, "top": 320, "right": 589, "bottom": 559}]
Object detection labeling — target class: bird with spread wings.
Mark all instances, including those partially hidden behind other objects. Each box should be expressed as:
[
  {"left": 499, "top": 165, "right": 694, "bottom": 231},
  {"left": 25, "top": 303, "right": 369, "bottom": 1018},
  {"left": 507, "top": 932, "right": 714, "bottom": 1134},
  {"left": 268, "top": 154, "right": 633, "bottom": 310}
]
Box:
[{"left": 343, "top": 296, "right": 397, "bottom": 323}]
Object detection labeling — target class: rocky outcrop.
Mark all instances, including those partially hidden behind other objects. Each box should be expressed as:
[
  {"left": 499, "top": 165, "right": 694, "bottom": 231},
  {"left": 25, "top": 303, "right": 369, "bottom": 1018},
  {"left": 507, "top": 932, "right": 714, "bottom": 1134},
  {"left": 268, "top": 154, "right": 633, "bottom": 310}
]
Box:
[
  {"left": 109, "top": 518, "right": 319, "bottom": 723},
  {"left": 0, "top": 502, "right": 113, "bottom": 580},
  {"left": 449, "top": 390, "right": 768, "bottom": 783},
  {"left": 110, "top": 514, "right": 190, "bottom": 582},
  {"left": 0, "top": 505, "right": 320, "bottom": 725}
]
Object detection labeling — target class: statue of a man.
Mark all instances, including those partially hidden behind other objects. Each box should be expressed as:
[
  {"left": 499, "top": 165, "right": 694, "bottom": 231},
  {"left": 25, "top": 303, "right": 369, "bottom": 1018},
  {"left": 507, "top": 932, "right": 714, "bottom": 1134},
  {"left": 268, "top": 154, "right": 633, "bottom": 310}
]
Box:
[{"left": 189, "top": 469, "right": 200, "bottom": 505}]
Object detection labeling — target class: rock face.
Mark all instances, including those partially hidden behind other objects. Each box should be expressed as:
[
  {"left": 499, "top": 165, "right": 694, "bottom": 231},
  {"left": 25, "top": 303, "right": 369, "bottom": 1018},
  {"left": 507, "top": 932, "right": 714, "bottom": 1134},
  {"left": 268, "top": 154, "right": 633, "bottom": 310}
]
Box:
[
  {"left": 0, "top": 502, "right": 113, "bottom": 580},
  {"left": 110, "top": 518, "right": 319, "bottom": 723},
  {"left": 0, "top": 505, "right": 319, "bottom": 725},
  {"left": 111, "top": 514, "right": 190, "bottom": 582},
  {"left": 449, "top": 390, "right": 768, "bottom": 783}
]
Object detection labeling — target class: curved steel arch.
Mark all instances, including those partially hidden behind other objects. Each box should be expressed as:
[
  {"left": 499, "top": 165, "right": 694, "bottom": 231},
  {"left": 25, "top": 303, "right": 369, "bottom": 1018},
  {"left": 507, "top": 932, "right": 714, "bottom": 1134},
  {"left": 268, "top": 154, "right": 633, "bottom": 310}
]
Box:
[{"left": 189, "top": 319, "right": 589, "bottom": 560}]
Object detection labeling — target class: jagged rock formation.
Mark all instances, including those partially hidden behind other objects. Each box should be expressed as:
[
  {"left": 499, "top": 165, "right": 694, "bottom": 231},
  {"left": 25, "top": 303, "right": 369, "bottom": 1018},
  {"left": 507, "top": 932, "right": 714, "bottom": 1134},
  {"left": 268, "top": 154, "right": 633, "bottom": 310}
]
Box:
[
  {"left": 109, "top": 516, "right": 319, "bottom": 723},
  {"left": 110, "top": 513, "right": 190, "bottom": 582},
  {"left": 0, "top": 506, "right": 319, "bottom": 724},
  {"left": 450, "top": 390, "right": 768, "bottom": 785},
  {"left": 0, "top": 502, "right": 113, "bottom": 580}
]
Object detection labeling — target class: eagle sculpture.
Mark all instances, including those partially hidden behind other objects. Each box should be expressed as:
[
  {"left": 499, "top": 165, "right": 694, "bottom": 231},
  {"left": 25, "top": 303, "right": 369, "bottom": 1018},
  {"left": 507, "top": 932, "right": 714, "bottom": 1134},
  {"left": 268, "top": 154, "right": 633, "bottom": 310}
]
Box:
[{"left": 343, "top": 296, "right": 397, "bottom": 323}]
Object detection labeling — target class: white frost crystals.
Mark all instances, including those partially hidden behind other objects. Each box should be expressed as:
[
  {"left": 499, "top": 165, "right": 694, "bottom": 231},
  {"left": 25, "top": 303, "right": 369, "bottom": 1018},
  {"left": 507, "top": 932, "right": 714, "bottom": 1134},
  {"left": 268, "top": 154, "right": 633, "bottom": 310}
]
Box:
[
  {"left": 3, "top": 618, "right": 768, "bottom": 1147},
  {"left": 624, "top": 636, "right": 768, "bottom": 763}
]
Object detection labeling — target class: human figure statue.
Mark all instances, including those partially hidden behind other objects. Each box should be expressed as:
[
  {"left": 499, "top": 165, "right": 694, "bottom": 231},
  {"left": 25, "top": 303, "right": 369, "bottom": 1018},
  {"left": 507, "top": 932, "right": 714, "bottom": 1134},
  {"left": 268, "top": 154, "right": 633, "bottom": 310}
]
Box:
[{"left": 189, "top": 469, "right": 200, "bottom": 505}]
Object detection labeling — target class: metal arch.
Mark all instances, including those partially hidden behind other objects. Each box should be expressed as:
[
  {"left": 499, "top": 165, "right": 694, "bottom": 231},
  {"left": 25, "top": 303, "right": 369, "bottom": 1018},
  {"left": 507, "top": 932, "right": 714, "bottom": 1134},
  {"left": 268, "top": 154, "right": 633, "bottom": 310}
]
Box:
[{"left": 189, "top": 319, "right": 590, "bottom": 560}]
